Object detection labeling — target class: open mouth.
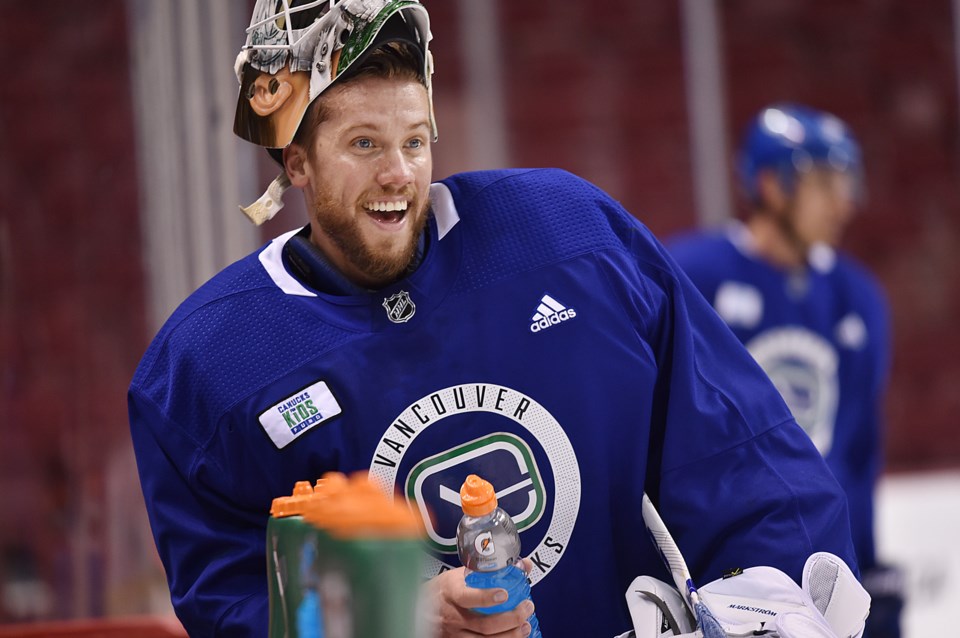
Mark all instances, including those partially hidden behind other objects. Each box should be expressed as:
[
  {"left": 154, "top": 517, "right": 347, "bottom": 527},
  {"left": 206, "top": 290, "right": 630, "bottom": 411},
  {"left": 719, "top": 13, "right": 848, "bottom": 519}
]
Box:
[{"left": 363, "top": 199, "right": 409, "bottom": 224}]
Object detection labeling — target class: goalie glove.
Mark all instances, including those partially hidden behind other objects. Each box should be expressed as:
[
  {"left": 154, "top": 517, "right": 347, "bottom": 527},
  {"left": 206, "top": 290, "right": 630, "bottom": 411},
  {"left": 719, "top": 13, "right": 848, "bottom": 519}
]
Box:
[
  {"left": 617, "top": 552, "right": 870, "bottom": 638},
  {"left": 615, "top": 575, "right": 696, "bottom": 637},
  {"left": 801, "top": 552, "right": 872, "bottom": 638}
]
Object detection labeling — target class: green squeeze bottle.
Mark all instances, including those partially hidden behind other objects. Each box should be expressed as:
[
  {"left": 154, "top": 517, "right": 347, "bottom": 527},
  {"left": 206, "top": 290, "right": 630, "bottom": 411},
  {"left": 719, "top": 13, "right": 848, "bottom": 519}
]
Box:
[
  {"left": 267, "top": 473, "right": 347, "bottom": 638},
  {"left": 302, "top": 473, "right": 426, "bottom": 638}
]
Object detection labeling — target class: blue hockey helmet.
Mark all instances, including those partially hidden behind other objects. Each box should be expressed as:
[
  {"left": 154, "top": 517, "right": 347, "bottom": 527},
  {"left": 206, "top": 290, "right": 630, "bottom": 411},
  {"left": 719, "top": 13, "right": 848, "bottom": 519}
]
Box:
[{"left": 737, "top": 104, "right": 863, "bottom": 204}]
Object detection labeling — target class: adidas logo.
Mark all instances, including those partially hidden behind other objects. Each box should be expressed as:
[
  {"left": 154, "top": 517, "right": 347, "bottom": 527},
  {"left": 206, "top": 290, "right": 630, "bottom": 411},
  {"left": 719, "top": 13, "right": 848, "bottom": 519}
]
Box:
[{"left": 529, "top": 294, "right": 577, "bottom": 333}]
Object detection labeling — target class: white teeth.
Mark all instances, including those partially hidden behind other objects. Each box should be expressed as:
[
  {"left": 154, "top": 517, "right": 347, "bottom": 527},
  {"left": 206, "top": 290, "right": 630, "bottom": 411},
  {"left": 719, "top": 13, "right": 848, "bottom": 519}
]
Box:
[{"left": 365, "top": 200, "right": 409, "bottom": 213}]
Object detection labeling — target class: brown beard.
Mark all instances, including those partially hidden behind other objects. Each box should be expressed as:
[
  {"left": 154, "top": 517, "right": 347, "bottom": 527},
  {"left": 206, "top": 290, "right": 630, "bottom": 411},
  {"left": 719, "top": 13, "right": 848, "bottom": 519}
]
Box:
[{"left": 310, "top": 187, "right": 430, "bottom": 288}]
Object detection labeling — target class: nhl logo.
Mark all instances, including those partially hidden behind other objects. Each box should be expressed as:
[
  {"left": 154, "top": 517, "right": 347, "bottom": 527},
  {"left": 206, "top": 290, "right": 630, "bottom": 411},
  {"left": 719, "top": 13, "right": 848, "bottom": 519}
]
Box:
[{"left": 382, "top": 290, "right": 416, "bottom": 323}]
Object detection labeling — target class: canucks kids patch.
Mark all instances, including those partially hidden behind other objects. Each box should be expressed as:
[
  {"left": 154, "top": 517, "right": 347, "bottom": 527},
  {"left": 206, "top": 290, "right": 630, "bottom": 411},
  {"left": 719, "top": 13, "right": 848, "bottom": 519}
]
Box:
[{"left": 259, "top": 380, "right": 342, "bottom": 449}]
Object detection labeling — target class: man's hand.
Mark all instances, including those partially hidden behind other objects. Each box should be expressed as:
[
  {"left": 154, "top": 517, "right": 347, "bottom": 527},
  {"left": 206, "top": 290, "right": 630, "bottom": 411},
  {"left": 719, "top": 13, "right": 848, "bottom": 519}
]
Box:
[{"left": 424, "top": 560, "right": 535, "bottom": 637}]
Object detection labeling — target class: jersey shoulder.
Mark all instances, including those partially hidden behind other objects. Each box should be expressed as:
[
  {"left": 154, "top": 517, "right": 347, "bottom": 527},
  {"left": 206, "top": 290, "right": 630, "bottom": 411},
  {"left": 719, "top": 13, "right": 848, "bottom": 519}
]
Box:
[
  {"left": 667, "top": 229, "right": 734, "bottom": 264},
  {"left": 441, "top": 167, "right": 638, "bottom": 239},
  {"left": 130, "top": 249, "right": 353, "bottom": 438},
  {"left": 831, "top": 252, "right": 888, "bottom": 310},
  {"left": 440, "top": 168, "right": 667, "bottom": 289},
  {"left": 665, "top": 228, "right": 741, "bottom": 291},
  {"left": 829, "top": 252, "right": 891, "bottom": 351}
]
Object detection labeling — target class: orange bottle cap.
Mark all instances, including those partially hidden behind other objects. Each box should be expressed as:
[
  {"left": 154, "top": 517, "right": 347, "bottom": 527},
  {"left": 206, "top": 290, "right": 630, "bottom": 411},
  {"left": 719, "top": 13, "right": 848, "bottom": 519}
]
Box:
[
  {"left": 270, "top": 481, "right": 315, "bottom": 518},
  {"left": 315, "top": 472, "right": 348, "bottom": 492},
  {"left": 459, "top": 474, "right": 497, "bottom": 517},
  {"left": 302, "top": 471, "right": 421, "bottom": 539},
  {"left": 291, "top": 480, "right": 313, "bottom": 496}
]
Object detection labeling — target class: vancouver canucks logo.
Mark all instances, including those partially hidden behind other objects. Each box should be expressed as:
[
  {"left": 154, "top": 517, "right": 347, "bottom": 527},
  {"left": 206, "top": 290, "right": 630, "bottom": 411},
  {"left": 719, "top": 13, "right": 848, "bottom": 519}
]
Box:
[
  {"left": 368, "top": 383, "right": 581, "bottom": 586},
  {"left": 382, "top": 290, "right": 416, "bottom": 323},
  {"left": 746, "top": 327, "right": 839, "bottom": 455},
  {"left": 406, "top": 433, "right": 546, "bottom": 554}
]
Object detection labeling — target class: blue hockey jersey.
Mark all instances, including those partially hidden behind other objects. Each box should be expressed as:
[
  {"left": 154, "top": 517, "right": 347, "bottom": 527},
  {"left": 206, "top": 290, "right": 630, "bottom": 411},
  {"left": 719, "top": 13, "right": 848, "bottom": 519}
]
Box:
[
  {"left": 129, "top": 169, "right": 857, "bottom": 637},
  {"left": 669, "top": 223, "right": 891, "bottom": 573}
]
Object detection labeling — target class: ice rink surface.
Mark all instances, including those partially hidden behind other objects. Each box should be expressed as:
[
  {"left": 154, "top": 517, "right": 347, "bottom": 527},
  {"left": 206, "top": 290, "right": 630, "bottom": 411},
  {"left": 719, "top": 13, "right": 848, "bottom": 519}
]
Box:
[{"left": 876, "top": 469, "right": 960, "bottom": 636}]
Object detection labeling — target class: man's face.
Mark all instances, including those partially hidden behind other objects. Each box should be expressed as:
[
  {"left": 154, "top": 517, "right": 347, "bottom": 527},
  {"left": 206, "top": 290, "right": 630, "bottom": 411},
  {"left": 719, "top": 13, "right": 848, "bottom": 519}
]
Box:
[
  {"left": 296, "top": 75, "right": 433, "bottom": 288},
  {"left": 785, "top": 167, "right": 858, "bottom": 249}
]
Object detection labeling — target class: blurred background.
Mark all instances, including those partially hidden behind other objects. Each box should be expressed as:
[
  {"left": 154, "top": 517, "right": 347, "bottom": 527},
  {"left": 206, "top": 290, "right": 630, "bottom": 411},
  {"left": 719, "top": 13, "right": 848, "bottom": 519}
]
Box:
[{"left": 1, "top": 0, "right": 958, "bottom": 635}]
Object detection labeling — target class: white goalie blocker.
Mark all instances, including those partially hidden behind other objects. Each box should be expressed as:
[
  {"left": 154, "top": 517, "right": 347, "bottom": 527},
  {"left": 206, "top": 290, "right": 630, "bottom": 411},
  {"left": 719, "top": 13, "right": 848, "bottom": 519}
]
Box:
[{"left": 616, "top": 552, "right": 871, "bottom": 638}]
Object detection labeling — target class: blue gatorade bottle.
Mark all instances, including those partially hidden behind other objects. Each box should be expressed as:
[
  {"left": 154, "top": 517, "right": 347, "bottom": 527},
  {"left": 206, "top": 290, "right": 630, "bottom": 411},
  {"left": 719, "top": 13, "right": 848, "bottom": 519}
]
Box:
[{"left": 456, "top": 474, "right": 542, "bottom": 637}]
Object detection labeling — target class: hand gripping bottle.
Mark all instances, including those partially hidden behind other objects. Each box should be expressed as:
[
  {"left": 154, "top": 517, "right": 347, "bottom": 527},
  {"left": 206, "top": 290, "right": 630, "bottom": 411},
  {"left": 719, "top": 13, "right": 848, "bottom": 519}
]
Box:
[{"left": 457, "top": 474, "right": 542, "bottom": 637}]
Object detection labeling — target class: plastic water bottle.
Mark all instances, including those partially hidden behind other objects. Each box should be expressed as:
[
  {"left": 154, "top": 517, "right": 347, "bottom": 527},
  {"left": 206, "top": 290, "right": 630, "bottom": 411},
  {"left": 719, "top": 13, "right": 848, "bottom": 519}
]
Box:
[
  {"left": 456, "top": 474, "right": 542, "bottom": 637},
  {"left": 267, "top": 479, "right": 320, "bottom": 638},
  {"left": 267, "top": 473, "right": 348, "bottom": 638},
  {"left": 302, "top": 472, "right": 427, "bottom": 638}
]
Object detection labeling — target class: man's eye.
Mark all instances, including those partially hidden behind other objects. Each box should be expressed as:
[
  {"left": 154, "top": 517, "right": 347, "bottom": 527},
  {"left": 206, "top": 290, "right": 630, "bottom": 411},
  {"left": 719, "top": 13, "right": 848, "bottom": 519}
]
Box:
[
  {"left": 355, "top": 139, "right": 373, "bottom": 149},
  {"left": 408, "top": 138, "right": 423, "bottom": 149}
]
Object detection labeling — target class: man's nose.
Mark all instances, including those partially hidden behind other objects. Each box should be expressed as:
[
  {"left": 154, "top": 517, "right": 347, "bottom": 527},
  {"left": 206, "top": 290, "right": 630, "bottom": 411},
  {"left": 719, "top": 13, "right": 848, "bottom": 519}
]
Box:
[{"left": 377, "top": 148, "right": 415, "bottom": 188}]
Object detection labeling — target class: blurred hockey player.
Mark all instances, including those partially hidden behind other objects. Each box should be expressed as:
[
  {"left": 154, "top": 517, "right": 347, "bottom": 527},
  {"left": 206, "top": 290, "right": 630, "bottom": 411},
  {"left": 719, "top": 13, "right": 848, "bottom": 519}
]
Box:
[{"left": 670, "top": 104, "right": 901, "bottom": 638}]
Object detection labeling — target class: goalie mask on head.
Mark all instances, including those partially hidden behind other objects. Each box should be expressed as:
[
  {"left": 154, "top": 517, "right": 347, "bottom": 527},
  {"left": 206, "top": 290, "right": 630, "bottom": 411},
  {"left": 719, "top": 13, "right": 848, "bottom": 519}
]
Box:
[
  {"left": 234, "top": 0, "right": 435, "bottom": 150},
  {"left": 233, "top": 0, "right": 436, "bottom": 224}
]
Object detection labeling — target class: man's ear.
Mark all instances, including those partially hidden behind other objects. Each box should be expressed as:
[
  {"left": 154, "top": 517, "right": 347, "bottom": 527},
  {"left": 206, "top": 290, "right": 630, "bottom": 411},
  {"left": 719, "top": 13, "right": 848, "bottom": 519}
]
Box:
[
  {"left": 248, "top": 74, "right": 294, "bottom": 117},
  {"left": 756, "top": 169, "right": 788, "bottom": 212},
  {"left": 283, "top": 143, "right": 310, "bottom": 188}
]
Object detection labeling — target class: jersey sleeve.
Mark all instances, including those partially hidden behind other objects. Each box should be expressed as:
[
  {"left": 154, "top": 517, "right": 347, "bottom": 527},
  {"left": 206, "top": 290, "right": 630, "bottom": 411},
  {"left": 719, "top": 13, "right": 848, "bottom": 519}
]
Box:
[
  {"left": 607, "top": 218, "right": 859, "bottom": 584},
  {"left": 662, "top": 231, "right": 719, "bottom": 301},
  {"left": 128, "top": 388, "right": 269, "bottom": 637}
]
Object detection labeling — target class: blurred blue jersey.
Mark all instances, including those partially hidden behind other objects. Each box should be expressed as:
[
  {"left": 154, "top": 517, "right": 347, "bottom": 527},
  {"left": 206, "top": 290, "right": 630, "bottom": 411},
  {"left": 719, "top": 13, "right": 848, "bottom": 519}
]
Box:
[
  {"left": 130, "top": 169, "right": 857, "bottom": 638},
  {"left": 669, "top": 223, "right": 891, "bottom": 574}
]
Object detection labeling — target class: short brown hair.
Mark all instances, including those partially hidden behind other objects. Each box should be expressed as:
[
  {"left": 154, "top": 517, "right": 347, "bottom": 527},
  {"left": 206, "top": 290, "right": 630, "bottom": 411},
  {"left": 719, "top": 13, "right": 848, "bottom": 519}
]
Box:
[{"left": 290, "top": 41, "right": 425, "bottom": 154}]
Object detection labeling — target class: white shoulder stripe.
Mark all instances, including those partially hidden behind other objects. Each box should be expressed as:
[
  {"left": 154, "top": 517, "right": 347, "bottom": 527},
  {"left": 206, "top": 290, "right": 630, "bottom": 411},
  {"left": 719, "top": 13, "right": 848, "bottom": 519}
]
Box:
[
  {"left": 430, "top": 182, "right": 460, "bottom": 239},
  {"left": 259, "top": 228, "right": 318, "bottom": 297}
]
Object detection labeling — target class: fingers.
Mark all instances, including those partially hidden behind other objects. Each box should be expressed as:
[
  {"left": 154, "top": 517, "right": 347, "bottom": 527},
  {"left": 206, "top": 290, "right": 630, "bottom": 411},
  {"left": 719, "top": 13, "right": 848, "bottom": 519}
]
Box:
[
  {"left": 459, "top": 559, "right": 532, "bottom": 609},
  {"left": 426, "top": 568, "right": 536, "bottom": 638},
  {"left": 455, "top": 579, "right": 509, "bottom": 611},
  {"left": 446, "top": 600, "right": 536, "bottom": 637}
]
